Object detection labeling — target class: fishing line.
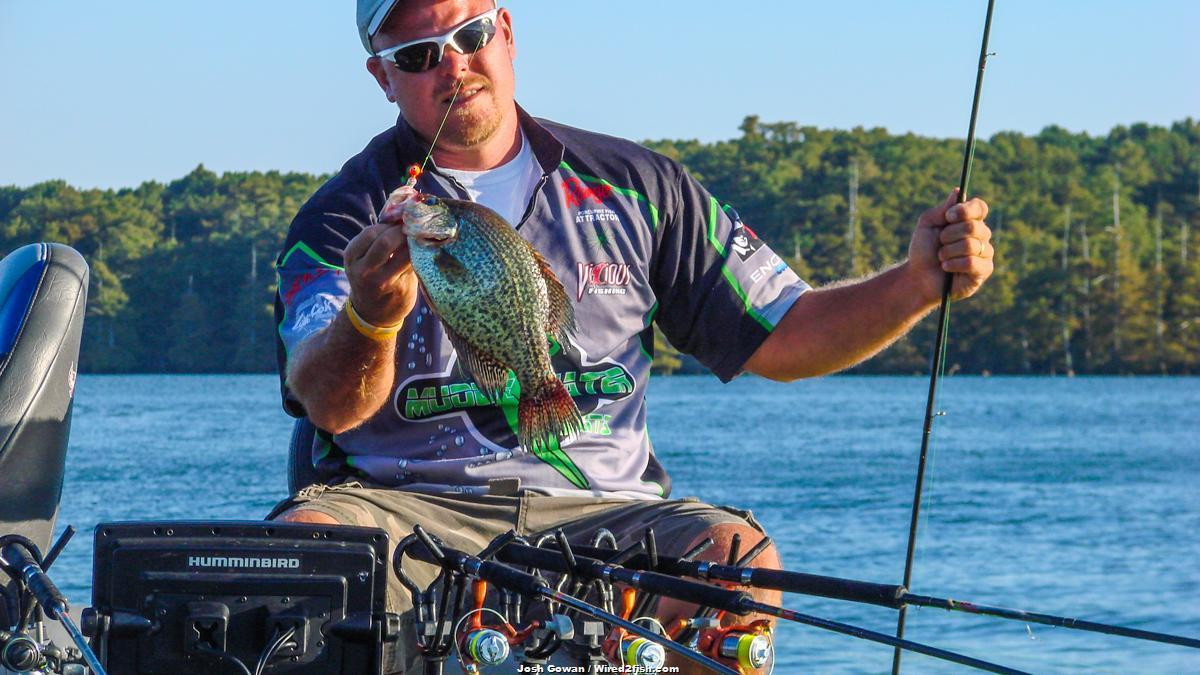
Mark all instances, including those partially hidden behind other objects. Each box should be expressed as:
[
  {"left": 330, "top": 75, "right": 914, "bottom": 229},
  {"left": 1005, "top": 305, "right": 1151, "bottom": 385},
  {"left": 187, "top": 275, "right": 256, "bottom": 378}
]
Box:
[
  {"left": 912, "top": 313, "right": 950, "bottom": 594},
  {"left": 631, "top": 616, "right": 669, "bottom": 636},
  {"left": 406, "top": 27, "right": 491, "bottom": 189}
]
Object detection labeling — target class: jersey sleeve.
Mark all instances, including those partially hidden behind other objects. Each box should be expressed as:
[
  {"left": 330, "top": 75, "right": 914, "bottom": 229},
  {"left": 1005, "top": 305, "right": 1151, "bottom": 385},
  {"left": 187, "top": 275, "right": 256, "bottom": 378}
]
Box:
[
  {"left": 651, "top": 169, "right": 810, "bottom": 382},
  {"left": 273, "top": 211, "right": 360, "bottom": 417}
]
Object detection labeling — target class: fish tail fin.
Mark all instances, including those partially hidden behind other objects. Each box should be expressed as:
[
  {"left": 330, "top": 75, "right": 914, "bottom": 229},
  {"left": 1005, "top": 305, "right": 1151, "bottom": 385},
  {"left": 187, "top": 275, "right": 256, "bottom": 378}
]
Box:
[{"left": 518, "top": 377, "right": 583, "bottom": 452}]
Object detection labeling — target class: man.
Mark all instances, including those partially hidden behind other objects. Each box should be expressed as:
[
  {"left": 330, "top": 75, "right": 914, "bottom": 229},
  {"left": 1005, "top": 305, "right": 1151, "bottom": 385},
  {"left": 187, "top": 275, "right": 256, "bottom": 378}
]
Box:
[{"left": 271, "top": 1, "right": 994, "bottom": 671}]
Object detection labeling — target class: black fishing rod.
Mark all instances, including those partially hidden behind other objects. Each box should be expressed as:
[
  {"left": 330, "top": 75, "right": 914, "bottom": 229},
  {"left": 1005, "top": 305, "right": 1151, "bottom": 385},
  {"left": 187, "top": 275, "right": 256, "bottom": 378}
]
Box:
[
  {"left": 0, "top": 537, "right": 106, "bottom": 675},
  {"left": 554, "top": 542, "right": 907, "bottom": 607},
  {"left": 895, "top": 0, "right": 998, "bottom": 673},
  {"left": 491, "top": 537, "right": 1027, "bottom": 674},
  {"left": 900, "top": 593, "right": 1200, "bottom": 650},
  {"left": 406, "top": 526, "right": 739, "bottom": 675},
  {"left": 556, "top": 542, "right": 1200, "bottom": 651}
]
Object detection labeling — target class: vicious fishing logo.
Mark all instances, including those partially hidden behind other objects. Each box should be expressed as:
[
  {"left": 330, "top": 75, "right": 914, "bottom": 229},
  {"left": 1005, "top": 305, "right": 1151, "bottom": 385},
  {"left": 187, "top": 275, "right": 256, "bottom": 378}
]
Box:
[{"left": 576, "top": 262, "right": 631, "bottom": 301}]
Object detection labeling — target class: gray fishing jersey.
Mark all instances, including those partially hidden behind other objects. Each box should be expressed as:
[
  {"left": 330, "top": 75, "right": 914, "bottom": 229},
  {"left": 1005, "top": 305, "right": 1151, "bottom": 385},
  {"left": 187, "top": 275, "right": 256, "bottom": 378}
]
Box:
[{"left": 274, "top": 109, "right": 809, "bottom": 498}]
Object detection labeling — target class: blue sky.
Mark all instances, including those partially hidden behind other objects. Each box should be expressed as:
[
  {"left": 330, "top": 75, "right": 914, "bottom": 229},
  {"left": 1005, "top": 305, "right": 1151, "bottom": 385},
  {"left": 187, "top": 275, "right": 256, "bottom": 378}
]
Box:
[{"left": 1, "top": 1, "right": 1196, "bottom": 189}]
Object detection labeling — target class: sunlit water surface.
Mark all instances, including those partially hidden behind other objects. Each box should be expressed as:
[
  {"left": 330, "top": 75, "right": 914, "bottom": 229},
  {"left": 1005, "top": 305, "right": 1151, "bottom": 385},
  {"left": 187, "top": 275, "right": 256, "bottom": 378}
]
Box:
[{"left": 51, "top": 375, "right": 1200, "bottom": 673}]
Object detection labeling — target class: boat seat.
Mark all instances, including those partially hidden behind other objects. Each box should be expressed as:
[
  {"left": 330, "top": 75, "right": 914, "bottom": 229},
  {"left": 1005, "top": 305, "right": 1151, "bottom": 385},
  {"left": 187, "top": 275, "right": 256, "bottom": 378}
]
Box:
[
  {"left": 0, "top": 243, "right": 88, "bottom": 629},
  {"left": 287, "top": 416, "right": 321, "bottom": 495}
]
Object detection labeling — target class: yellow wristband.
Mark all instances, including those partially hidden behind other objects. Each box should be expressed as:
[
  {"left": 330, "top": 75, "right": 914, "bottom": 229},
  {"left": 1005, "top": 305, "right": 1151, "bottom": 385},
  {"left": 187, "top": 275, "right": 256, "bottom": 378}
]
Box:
[{"left": 344, "top": 298, "right": 403, "bottom": 340}]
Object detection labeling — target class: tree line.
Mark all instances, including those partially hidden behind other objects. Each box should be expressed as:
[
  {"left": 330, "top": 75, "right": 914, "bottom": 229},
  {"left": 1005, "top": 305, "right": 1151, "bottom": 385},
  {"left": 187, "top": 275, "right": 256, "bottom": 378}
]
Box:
[{"left": 1, "top": 118, "right": 1197, "bottom": 375}]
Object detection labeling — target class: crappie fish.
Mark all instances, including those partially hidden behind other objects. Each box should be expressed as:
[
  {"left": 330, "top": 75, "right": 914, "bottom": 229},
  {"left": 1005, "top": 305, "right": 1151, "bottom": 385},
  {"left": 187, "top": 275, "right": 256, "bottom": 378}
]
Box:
[{"left": 386, "top": 191, "right": 582, "bottom": 453}]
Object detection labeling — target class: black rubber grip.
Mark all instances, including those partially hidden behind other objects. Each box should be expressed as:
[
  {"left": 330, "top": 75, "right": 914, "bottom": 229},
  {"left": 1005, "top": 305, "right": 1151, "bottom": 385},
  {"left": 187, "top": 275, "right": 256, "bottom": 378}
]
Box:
[
  {"left": 494, "top": 542, "right": 570, "bottom": 571},
  {"left": 1, "top": 544, "right": 68, "bottom": 617},
  {"left": 403, "top": 539, "right": 549, "bottom": 597},
  {"left": 24, "top": 572, "right": 69, "bottom": 617},
  {"left": 494, "top": 542, "right": 749, "bottom": 611},
  {"left": 558, "top": 544, "right": 905, "bottom": 609},
  {"left": 609, "top": 568, "right": 752, "bottom": 614},
  {"left": 744, "top": 568, "right": 904, "bottom": 608},
  {"left": 471, "top": 559, "right": 548, "bottom": 596}
]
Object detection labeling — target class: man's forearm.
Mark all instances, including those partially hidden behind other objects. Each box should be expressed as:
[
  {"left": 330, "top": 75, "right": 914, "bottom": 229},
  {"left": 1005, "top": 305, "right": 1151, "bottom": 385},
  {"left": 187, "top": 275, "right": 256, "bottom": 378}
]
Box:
[
  {"left": 286, "top": 308, "right": 398, "bottom": 434},
  {"left": 744, "top": 262, "right": 939, "bottom": 381}
]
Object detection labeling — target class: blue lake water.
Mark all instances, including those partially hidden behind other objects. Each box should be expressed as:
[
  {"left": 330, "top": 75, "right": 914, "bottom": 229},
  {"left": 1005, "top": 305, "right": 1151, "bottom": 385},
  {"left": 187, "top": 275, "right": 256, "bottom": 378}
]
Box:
[{"left": 49, "top": 374, "right": 1200, "bottom": 672}]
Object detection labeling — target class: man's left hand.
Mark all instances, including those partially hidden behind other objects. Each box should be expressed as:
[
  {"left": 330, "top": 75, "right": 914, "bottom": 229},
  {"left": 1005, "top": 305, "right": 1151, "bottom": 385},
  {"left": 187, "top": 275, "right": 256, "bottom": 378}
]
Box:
[{"left": 906, "top": 188, "right": 994, "bottom": 305}]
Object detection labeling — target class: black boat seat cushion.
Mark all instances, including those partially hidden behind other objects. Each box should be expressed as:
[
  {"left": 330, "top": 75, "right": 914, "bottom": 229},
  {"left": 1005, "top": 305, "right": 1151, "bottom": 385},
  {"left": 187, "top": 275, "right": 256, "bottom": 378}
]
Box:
[
  {"left": 0, "top": 243, "right": 88, "bottom": 627},
  {"left": 288, "top": 416, "right": 320, "bottom": 495}
]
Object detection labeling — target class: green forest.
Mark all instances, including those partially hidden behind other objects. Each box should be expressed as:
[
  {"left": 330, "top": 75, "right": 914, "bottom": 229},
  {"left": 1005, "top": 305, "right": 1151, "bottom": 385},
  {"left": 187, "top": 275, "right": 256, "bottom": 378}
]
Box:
[{"left": 1, "top": 118, "right": 1197, "bottom": 375}]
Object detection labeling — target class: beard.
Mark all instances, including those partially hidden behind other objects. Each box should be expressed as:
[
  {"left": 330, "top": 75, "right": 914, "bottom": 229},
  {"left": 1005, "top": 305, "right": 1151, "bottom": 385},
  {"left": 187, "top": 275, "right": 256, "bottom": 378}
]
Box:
[
  {"left": 446, "top": 96, "right": 501, "bottom": 144},
  {"left": 442, "top": 88, "right": 503, "bottom": 147}
]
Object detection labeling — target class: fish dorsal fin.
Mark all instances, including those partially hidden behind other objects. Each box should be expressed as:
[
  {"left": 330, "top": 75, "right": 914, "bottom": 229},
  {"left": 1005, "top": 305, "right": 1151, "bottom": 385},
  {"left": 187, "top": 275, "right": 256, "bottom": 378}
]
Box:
[
  {"left": 440, "top": 318, "right": 511, "bottom": 403},
  {"left": 528, "top": 246, "right": 576, "bottom": 344}
]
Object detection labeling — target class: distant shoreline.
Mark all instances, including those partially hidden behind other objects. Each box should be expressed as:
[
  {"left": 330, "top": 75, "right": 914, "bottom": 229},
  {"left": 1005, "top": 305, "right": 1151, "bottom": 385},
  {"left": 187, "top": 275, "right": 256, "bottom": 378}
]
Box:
[{"left": 6, "top": 118, "right": 1198, "bottom": 376}]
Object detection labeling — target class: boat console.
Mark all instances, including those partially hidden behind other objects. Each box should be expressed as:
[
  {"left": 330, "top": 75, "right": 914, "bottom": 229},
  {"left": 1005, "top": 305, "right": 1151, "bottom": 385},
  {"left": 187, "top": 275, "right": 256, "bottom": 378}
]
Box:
[{"left": 85, "top": 521, "right": 396, "bottom": 674}]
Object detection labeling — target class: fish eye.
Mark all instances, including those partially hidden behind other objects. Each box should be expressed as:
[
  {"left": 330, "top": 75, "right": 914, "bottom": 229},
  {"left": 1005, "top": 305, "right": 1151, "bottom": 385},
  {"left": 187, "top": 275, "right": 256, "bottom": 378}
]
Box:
[{"left": 424, "top": 196, "right": 438, "bottom": 206}]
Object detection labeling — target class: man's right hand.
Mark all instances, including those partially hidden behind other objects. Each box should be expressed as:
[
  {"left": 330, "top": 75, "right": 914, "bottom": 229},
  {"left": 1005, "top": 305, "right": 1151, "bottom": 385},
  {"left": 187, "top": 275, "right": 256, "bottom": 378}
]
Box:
[
  {"left": 342, "top": 221, "right": 419, "bottom": 327},
  {"left": 288, "top": 220, "right": 416, "bottom": 434}
]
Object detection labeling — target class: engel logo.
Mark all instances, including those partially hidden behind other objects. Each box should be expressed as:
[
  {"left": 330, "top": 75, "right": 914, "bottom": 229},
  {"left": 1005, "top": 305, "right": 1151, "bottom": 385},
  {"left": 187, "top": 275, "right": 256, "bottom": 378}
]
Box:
[
  {"left": 576, "top": 262, "right": 631, "bottom": 301},
  {"left": 187, "top": 555, "right": 301, "bottom": 569},
  {"left": 750, "top": 254, "right": 789, "bottom": 285}
]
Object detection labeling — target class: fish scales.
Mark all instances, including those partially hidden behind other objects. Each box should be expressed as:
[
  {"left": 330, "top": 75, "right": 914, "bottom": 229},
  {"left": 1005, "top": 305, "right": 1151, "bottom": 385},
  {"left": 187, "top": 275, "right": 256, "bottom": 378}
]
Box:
[
  {"left": 399, "top": 193, "right": 583, "bottom": 461},
  {"left": 415, "top": 208, "right": 550, "bottom": 381}
]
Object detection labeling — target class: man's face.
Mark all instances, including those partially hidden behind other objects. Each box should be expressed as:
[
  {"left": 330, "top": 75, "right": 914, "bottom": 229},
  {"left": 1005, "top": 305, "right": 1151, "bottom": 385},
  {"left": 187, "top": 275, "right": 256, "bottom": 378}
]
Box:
[{"left": 368, "top": 0, "right": 517, "bottom": 150}]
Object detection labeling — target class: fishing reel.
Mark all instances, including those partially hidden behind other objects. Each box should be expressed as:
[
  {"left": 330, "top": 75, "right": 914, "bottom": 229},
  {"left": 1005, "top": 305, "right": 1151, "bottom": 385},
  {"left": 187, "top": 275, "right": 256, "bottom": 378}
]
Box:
[
  {"left": 0, "top": 630, "right": 41, "bottom": 672},
  {"left": 678, "top": 616, "right": 773, "bottom": 674},
  {"left": 394, "top": 526, "right": 747, "bottom": 674},
  {"left": 0, "top": 530, "right": 103, "bottom": 675},
  {"left": 665, "top": 532, "right": 777, "bottom": 673},
  {"left": 0, "top": 631, "right": 89, "bottom": 675},
  {"left": 393, "top": 530, "right": 576, "bottom": 673},
  {"left": 453, "top": 580, "right": 578, "bottom": 672},
  {"left": 598, "top": 587, "right": 669, "bottom": 672}
]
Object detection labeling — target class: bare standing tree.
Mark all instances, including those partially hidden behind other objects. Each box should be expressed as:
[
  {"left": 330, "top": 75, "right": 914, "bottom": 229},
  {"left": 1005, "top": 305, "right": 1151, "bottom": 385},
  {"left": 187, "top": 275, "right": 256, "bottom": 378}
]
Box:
[{"left": 1061, "top": 204, "right": 1074, "bottom": 375}]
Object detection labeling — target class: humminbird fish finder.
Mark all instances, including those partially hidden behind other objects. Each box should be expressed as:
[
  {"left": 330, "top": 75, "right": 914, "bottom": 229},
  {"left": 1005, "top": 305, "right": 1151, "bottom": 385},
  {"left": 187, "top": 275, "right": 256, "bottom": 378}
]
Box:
[{"left": 84, "top": 521, "right": 400, "bottom": 674}]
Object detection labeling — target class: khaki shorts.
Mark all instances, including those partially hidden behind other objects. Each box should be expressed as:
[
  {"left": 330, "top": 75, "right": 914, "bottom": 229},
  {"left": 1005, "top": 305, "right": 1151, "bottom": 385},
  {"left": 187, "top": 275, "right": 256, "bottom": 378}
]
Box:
[{"left": 267, "top": 484, "right": 766, "bottom": 673}]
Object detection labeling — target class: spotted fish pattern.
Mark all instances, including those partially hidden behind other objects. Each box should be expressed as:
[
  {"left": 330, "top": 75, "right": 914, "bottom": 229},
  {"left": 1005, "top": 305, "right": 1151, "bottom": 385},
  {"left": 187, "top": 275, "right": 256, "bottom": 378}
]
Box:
[{"left": 396, "top": 194, "right": 583, "bottom": 456}]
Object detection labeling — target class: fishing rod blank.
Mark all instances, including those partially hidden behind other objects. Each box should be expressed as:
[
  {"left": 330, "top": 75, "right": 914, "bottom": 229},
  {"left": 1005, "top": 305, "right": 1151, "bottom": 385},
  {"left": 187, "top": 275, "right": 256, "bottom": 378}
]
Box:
[
  {"left": 895, "top": 0, "right": 998, "bottom": 673},
  {"left": 740, "top": 600, "right": 1028, "bottom": 675},
  {"left": 491, "top": 539, "right": 1026, "bottom": 674},
  {"left": 901, "top": 593, "right": 1200, "bottom": 650},
  {"left": 700, "top": 559, "right": 1200, "bottom": 651},
  {"left": 583, "top": 541, "right": 1200, "bottom": 653},
  {"left": 408, "top": 526, "right": 738, "bottom": 675}
]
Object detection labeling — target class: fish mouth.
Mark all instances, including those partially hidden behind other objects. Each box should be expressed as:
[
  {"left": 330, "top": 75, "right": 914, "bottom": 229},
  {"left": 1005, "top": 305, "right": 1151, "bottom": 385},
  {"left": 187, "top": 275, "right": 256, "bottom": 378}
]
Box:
[
  {"left": 410, "top": 231, "right": 456, "bottom": 246},
  {"left": 404, "top": 216, "right": 458, "bottom": 246}
]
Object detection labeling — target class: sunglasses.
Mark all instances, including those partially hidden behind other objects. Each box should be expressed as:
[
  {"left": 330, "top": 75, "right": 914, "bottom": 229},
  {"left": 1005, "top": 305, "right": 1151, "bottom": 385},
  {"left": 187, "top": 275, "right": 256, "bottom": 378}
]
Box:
[{"left": 374, "top": 8, "right": 500, "bottom": 73}]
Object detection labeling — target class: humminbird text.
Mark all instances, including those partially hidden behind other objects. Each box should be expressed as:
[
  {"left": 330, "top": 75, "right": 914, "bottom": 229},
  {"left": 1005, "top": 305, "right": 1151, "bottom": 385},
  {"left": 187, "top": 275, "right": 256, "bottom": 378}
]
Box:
[{"left": 187, "top": 556, "right": 301, "bottom": 569}]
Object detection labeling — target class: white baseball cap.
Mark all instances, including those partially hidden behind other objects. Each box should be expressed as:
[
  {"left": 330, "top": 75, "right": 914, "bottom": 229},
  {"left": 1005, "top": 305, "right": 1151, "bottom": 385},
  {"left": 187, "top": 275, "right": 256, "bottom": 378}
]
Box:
[{"left": 356, "top": 0, "right": 498, "bottom": 54}]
